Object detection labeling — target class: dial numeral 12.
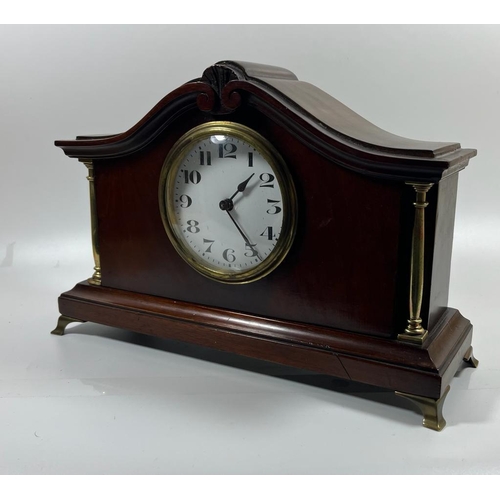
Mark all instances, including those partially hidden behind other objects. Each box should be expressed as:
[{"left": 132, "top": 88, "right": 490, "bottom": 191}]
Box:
[{"left": 219, "top": 143, "right": 237, "bottom": 159}]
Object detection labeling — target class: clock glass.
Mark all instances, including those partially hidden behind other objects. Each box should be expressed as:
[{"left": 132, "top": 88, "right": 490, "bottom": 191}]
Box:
[{"left": 159, "top": 122, "right": 297, "bottom": 283}]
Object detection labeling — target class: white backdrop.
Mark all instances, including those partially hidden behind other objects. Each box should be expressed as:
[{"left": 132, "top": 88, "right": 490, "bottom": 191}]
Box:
[{"left": 1, "top": 25, "right": 499, "bottom": 474}]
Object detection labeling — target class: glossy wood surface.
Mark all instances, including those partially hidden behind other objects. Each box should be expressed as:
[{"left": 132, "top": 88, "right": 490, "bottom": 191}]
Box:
[
  {"left": 56, "top": 61, "right": 476, "bottom": 181},
  {"left": 92, "top": 107, "right": 407, "bottom": 337},
  {"left": 58, "top": 282, "right": 473, "bottom": 399},
  {"left": 54, "top": 61, "right": 476, "bottom": 409},
  {"left": 53, "top": 63, "right": 471, "bottom": 337}
]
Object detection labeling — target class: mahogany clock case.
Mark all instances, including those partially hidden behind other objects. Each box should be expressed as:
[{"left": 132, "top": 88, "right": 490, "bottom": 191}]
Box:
[{"left": 53, "top": 61, "right": 478, "bottom": 430}]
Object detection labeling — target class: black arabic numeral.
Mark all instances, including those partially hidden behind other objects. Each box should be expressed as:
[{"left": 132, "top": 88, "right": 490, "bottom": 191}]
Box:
[
  {"left": 186, "top": 220, "right": 200, "bottom": 233},
  {"left": 179, "top": 194, "right": 192, "bottom": 208},
  {"left": 218, "top": 143, "right": 237, "bottom": 159},
  {"left": 223, "top": 248, "right": 236, "bottom": 262},
  {"left": 182, "top": 170, "right": 201, "bottom": 184},
  {"left": 203, "top": 238, "right": 215, "bottom": 253},
  {"left": 199, "top": 151, "right": 211, "bottom": 166},
  {"left": 259, "top": 173, "right": 275, "bottom": 188},
  {"left": 266, "top": 199, "right": 281, "bottom": 214},
  {"left": 260, "top": 226, "right": 274, "bottom": 240},
  {"left": 244, "top": 243, "right": 259, "bottom": 258}
]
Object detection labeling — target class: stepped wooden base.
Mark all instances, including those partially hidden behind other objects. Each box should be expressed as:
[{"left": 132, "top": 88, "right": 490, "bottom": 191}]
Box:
[{"left": 53, "top": 282, "right": 477, "bottom": 430}]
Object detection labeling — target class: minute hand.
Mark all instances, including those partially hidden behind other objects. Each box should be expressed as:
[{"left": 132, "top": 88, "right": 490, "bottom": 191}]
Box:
[{"left": 224, "top": 210, "right": 262, "bottom": 261}]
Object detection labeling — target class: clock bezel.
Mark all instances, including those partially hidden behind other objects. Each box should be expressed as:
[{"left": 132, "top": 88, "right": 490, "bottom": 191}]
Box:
[{"left": 158, "top": 121, "right": 298, "bottom": 284}]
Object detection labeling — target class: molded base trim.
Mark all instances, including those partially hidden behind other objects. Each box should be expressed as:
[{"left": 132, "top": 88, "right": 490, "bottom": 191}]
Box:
[{"left": 56, "top": 282, "right": 473, "bottom": 403}]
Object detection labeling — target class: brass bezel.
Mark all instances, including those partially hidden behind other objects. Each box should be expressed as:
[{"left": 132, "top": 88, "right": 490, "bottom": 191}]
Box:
[{"left": 158, "top": 121, "right": 297, "bottom": 284}]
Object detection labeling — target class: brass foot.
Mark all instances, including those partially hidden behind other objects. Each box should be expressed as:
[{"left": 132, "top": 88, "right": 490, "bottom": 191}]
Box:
[
  {"left": 395, "top": 385, "right": 450, "bottom": 431},
  {"left": 51, "top": 315, "right": 85, "bottom": 335},
  {"left": 463, "top": 346, "right": 479, "bottom": 368}
]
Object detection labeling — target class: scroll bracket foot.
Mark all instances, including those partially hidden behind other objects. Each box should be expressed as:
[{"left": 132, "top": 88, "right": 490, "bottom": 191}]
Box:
[
  {"left": 395, "top": 385, "right": 450, "bottom": 431},
  {"left": 51, "top": 315, "right": 86, "bottom": 335},
  {"left": 463, "top": 346, "right": 479, "bottom": 368}
]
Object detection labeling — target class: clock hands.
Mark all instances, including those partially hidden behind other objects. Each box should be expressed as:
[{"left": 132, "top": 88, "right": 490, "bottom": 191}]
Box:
[
  {"left": 219, "top": 173, "right": 255, "bottom": 212},
  {"left": 219, "top": 173, "right": 262, "bottom": 261},
  {"left": 224, "top": 210, "right": 262, "bottom": 261},
  {"left": 229, "top": 173, "right": 255, "bottom": 201}
]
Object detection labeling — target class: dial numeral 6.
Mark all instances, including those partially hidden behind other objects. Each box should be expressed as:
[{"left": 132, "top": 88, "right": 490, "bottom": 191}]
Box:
[{"left": 223, "top": 248, "right": 236, "bottom": 262}]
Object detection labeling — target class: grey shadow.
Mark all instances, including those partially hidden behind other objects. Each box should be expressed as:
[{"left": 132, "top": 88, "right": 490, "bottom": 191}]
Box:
[{"left": 62, "top": 321, "right": 476, "bottom": 426}]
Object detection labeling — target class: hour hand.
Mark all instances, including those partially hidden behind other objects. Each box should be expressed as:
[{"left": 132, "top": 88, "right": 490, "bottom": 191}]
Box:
[
  {"left": 219, "top": 173, "right": 255, "bottom": 213},
  {"left": 229, "top": 173, "right": 255, "bottom": 201}
]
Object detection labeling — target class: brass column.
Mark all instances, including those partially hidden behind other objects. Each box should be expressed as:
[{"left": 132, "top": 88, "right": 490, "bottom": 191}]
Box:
[
  {"left": 398, "top": 182, "right": 433, "bottom": 344},
  {"left": 81, "top": 159, "right": 101, "bottom": 285}
]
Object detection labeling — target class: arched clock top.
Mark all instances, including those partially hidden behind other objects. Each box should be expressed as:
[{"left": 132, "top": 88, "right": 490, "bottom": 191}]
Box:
[{"left": 55, "top": 60, "right": 476, "bottom": 182}]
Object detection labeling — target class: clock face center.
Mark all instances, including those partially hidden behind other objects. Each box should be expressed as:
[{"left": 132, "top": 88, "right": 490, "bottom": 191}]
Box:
[
  {"left": 219, "top": 198, "right": 234, "bottom": 212},
  {"left": 159, "top": 122, "right": 297, "bottom": 284}
]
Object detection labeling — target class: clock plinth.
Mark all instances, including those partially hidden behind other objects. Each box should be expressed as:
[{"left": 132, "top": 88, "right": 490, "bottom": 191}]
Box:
[
  {"left": 54, "top": 60, "right": 478, "bottom": 430},
  {"left": 52, "top": 281, "right": 477, "bottom": 430}
]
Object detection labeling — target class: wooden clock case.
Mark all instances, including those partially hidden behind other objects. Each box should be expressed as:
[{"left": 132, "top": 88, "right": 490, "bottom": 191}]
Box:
[{"left": 53, "top": 61, "right": 478, "bottom": 430}]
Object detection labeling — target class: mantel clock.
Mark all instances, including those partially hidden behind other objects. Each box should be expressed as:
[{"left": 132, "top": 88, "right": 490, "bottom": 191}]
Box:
[{"left": 53, "top": 61, "right": 478, "bottom": 430}]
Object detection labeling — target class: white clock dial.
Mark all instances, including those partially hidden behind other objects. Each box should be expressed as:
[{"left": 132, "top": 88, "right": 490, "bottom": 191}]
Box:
[{"left": 160, "top": 122, "right": 296, "bottom": 283}]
